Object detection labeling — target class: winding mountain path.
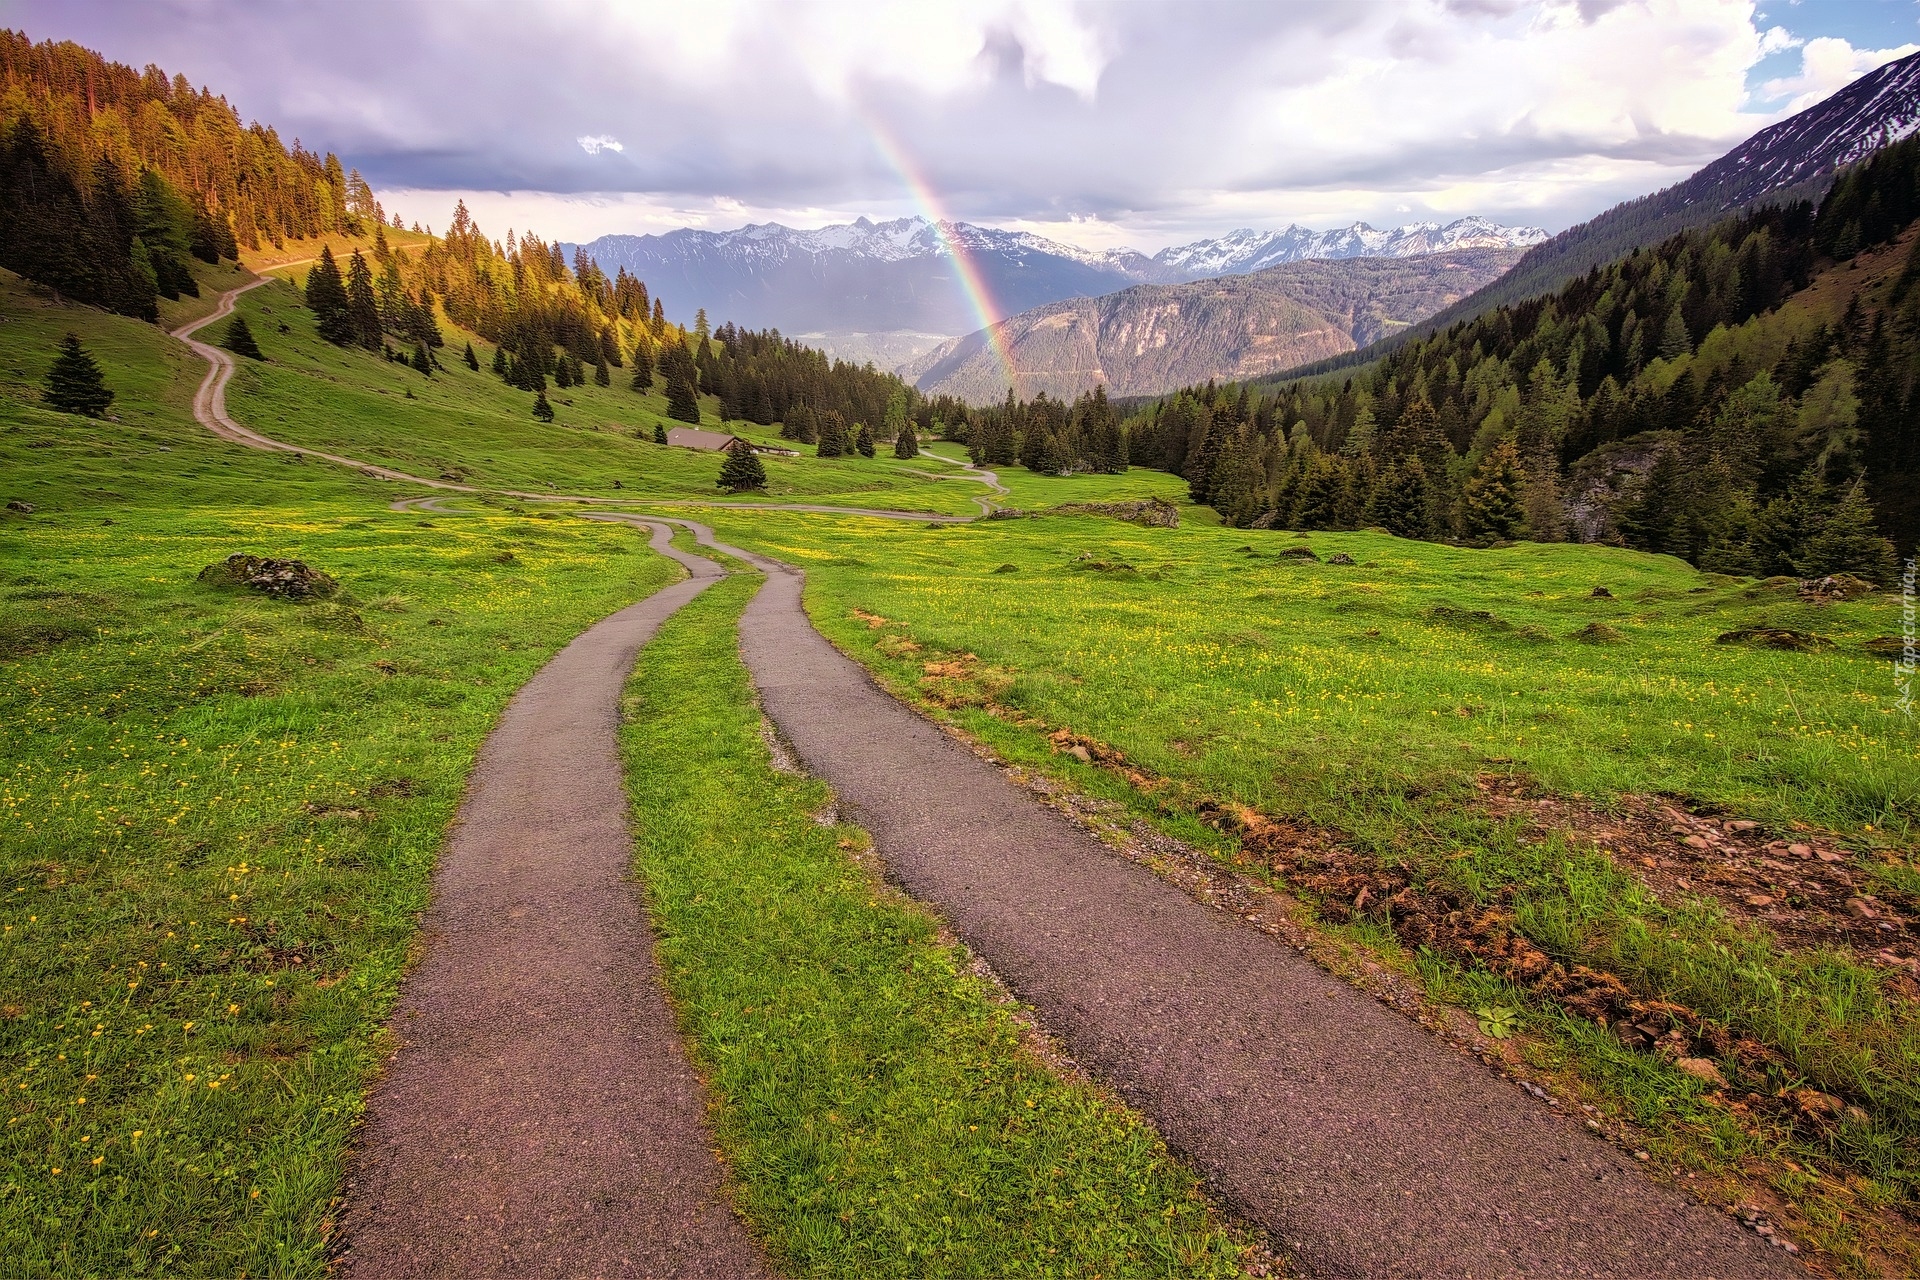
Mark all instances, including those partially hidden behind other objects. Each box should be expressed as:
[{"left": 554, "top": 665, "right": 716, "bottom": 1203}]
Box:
[
  {"left": 173, "top": 279, "right": 1801, "bottom": 1277},
  {"left": 337, "top": 522, "right": 769, "bottom": 1279}
]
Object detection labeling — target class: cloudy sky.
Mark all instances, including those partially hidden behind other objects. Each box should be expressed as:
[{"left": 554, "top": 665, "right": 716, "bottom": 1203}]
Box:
[{"left": 20, "top": 0, "right": 1920, "bottom": 252}]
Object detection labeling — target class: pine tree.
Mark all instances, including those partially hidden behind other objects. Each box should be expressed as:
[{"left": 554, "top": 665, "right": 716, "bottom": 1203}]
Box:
[
  {"left": 630, "top": 348, "right": 654, "bottom": 391},
  {"left": 816, "top": 411, "right": 845, "bottom": 458},
  {"left": 532, "top": 390, "right": 554, "bottom": 422},
  {"left": 718, "top": 441, "right": 768, "bottom": 492},
  {"left": 1657, "top": 307, "right": 1692, "bottom": 361},
  {"left": 345, "top": 249, "right": 382, "bottom": 350},
  {"left": 855, "top": 423, "right": 876, "bottom": 457},
  {"left": 650, "top": 298, "right": 666, "bottom": 338},
  {"left": 491, "top": 346, "right": 507, "bottom": 377},
  {"left": 1461, "top": 438, "right": 1526, "bottom": 542},
  {"left": 654, "top": 422, "right": 668, "bottom": 445},
  {"left": 1366, "top": 457, "right": 1433, "bottom": 538},
  {"left": 222, "top": 314, "right": 265, "bottom": 360},
  {"left": 1796, "top": 477, "right": 1899, "bottom": 584},
  {"left": 411, "top": 343, "right": 432, "bottom": 375},
  {"left": 593, "top": 358, "right": 610, "bottom": 387},
  {"left": 463, "top": 342, "right": 479, "bottom": 371},
  {"left": 555, "top": 358, "right": 574, "bottom": 389},
  {"left": 664, "top": 354, "right": 701, "bottom": 423},
  {"left": 894, "top": 421, "right": 919, "bottom": 458},
  {"left": 43, "top": 333, "right": 114, "bottom": 416},
  {"left": 305, "top": 246, "right": 353, "bottom": 346}
]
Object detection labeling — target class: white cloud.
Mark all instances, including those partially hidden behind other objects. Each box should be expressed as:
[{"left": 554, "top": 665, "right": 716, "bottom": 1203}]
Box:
[
  {"left": 577, "top": 135, "right": 623, "bottom": 155},
  {"left": 1755, "top": 24, "right": 1800, "bottom": 57},
  {"left": 1761, "top": 35, "right": 1920, "bottom": 111}
]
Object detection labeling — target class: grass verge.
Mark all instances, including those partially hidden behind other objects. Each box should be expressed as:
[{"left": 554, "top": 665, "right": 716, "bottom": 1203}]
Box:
[{"left": 620, "top": 572, "right": 1256, "bottom": 1278}]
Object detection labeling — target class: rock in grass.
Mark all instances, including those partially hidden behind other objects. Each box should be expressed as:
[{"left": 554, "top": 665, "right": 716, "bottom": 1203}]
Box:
[
  {"left": 1715, "top": 627, "right": 1831, "bottom": 651},
  {"left": 1328, "top": 552, "right": 1356, "bottom": 565},
  {"left": 1517, "top": 624, "right": 1554, "bottom": 643},
  {"left": 197, "top": 553, "right": 339, "bottom": 601},
  {"left": 1588, "top": 586, "right": 1613, "bottom": 599},
  {"left": 1799, "top": 574, "right": 1877, "bottom": 602},
  {"left": 1673, "top": 1057, "right": 1728, "bottom": 1089},
  {"left": 1572, "top": 622, "right": 1627, "bottom": 644},
  {"left": 1276, "top": 545, "right": 1320, "bottom": 562},
  {"left": 1045, "top": 497, "right": 1181, "bottom": 528},
  {"left": 1864, "top": 636, "right": 1909, "bottom": 656},
  {"left": 992, "top": 563, "right": 1019, "bottom": 574}
]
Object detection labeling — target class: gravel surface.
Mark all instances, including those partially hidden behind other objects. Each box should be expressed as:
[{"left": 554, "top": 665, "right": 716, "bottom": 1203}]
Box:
[
  {"left": 663, "top": 518, "right": 1799, "bottom": 1280},
  {"left": 337, "top": 522, "right": 771, "bottom": 1279}
]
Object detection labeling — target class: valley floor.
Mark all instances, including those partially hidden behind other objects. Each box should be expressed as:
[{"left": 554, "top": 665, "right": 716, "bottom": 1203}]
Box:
[{"left": 5, "top": 257, "right": 1918, "bottom": 1276}]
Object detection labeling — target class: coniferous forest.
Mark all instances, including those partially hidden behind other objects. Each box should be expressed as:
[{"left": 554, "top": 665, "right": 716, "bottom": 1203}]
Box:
[{"left": 1111, "top": 135, "right": 1920, "bottom": 582}]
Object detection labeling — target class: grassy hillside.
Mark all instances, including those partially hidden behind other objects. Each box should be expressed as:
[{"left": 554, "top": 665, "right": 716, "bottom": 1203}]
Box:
[{"left": 695, "top": 507, "right": 1920, "bottom": 1269}]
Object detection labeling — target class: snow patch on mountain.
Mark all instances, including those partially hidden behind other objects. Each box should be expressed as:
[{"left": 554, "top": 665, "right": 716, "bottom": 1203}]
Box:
[{"left": 1152, "top": 217, "right": 1548, "bottom": 277}]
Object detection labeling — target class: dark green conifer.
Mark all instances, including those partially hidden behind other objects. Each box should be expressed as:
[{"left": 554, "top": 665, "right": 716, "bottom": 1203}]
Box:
[
  {"left": 630, "top": 348, "right": 654, "bottom": 391},
  {"left": 1796, "top": 478, "right": 1898, "bottom": 584},
  {"left": 555, "top": 357, "right": 574, "bottom": 389},
  {"left": 593, "top": 358, "right": 610, "bottom": 387},
  {"left": 816, "top": 411, "right": 845, "bottom": 458},
  {"left": 491, "top": 346, "right": 507, "bottom": 376},
  {"left": 653, "top": 422, "right": 668, "bottom": 445},
  {"left": 411, "top": 343, "right": 432, "bottom": 375},
  {"left": 345, "top": 249, "right": 382, "bottom": 350},
  {"left": 463, "top": 342, "right": 479, "bottom": 371},
  {"left": 43, "top": 333, "right": 114, "bottom": 417},
  {"left": 222, "top": 313, "right": 265, "bottom": 360},
  {"left": 1461, "top": 438, "right": 1526, "bottom": 542},
  {"left": 532, "top": 390, "right": 554, "bottom": 422},
  {"left": 894, "top": 421, "right": 919, "bottom": 459},
  {"left": 855, "top": 424, "right": 876, "bottom": 458},
  {"left": 305, "top": 246, "right": 353, "bottom": 346},
  {"left": 664, "top": 353, "right": 701, "bottom": 423},
  {"left": 718, "top": 441, "right": 768, "bottom": 492}
]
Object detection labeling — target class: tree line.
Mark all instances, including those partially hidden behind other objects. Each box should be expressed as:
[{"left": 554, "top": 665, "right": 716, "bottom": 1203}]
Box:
[{"left": 1116, "top": 134, "right": 1920, "bottom": 583}]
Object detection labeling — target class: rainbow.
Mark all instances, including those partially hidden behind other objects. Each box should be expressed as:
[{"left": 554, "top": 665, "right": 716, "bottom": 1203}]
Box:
[{"left": 863, "top": 117, "right": 1018, "bottom": 396}]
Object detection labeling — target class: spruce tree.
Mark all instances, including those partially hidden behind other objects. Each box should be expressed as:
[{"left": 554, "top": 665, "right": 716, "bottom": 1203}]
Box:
[
  {"left": 629, "top": 349, "right": 654, "bottom": 391},
  {"left": 222, "top": 314, "right": 265, "bottom": 360},
  {"left": 463, "top": 342, "right": 479, "bottom": 371},
  {"left": 855, "top": 423, "right": 876, "bottom": 458},
  {"left": 664, "top": 359, "right": 701, "bottom": 423},
  {"left": 532, "top": 390, "right": 555, "bottom": 422},
  {"left": 345, "top": 249, "right": 382, "bottom": 350},
  {"left": 305, "top": 246, "right": 353, "bottom": 346},
  {"left": 653, "top": 422, "right": 668, "bottom": 445},
  {"left": 1796, "top": 478, "right": 1898, "bottom": 584},
  {"left": 1461, "top": 438, "right": 1526, "bottom": 542},
  {"left": 718, "top": 441, "right": 768, "bottom": 492},
  {"left": 894, "top": 421, "right": 919, "bottom": 459},
  {"left": 491, "top": 346, "right": 507, "bottom": 377},
  {"left": 43, "top": 333, "right": 114, "bottom": 417},
  {"left": 816, "top": 412, "right": 845, "bottom": 458},
  {"left": 411, "top": 343, "right": 432, "bottom": 375},
  {"left": 1657, "top": 307, "right": 1692, "bottom": 361},
  {"left": 593, "top": 358, "right": 610, "bottom": 387},
  {"left": 555, "top": 358, "right": 573, "bottom": 389}
]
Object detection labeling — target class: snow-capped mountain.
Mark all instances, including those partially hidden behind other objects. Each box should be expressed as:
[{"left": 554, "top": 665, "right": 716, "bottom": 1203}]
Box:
[
  {"left": 1150, "top": 217, "right": 1546, "bottom": 277},
  {"left": 564, "top": 214, "right": 1540, "bottom": 338}
]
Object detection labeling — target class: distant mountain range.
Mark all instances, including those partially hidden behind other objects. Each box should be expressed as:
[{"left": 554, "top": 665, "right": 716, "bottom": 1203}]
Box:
[
  {"left": 1300, "top": 47, "right": 1920, "bottom": 379},
  {"left": 908, "top": 248, "right": 1523, "bottom": 403},
  {"left": 562, "top": 216, "right": 1544, "bottom": 338}
]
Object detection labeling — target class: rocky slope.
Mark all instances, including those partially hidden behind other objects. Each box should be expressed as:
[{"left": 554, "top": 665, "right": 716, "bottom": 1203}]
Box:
[{"left": 910, "top": 248, "right": 1522, "bottom": 404}]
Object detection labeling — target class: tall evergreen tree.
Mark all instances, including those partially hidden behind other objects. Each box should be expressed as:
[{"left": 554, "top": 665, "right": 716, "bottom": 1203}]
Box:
[
  {"left": 718, "top": 441, "right": 768, "bottom": 492},
  {"left": 1462, "top": 438, "right": 1527, "bottom": 542},
  {"left": 305, "top": 246, "right": 353, "bottom": 346},
  {"left": 222, "top": 313, "right": 264, "bottom": 360},
  {"left": 532, "top": 390, "right": 554, "bottom": 422},
  {"left": 593, "top": 357, "right": 610, "bottom": 387},
  {"left": 463, "top": 342, "right": 480, "bottom": 371},
  {"left": 816, "top": 411, "right": 846, "bottom": 458},
  {"left": 653, "top": 422, "right": 668, "bottom": 445},
  {"left": 1797, "top": 477, "right": 1898, "bottom": 584},
  {"left": 894, "top": 420, "right": 919, "bottom": 459},
  {"left": 411, "top": 343, "right": 432, "bottom": 375},
  {"left": 345, "top": 249, "right": 382, "bottom": 350},
  {"left": 491, "top": 346, "right": 507, "bottom": 376},
  {"left": 855, "top": 423, "right": 876, "bottom": 458},
  {"left": 664, "top": 350, "right": 701, "bottom": 423},
  {"left": 629, "top": 347, "right": 654, "bottom": 392},
  {"left": 43, "top": 333, "right": 113, "bottom": 416}
]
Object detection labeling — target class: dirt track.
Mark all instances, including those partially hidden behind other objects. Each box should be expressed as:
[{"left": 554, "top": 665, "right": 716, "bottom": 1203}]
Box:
[
  {"left": 660, "top": 517, "right": 1798, "bottom": 1280},
  {"left": 173, "top": 280, "right": 1802, "bottom": 1277},
  {"left": 336, "top": 522, "right": 770, "bottom": 1279}
]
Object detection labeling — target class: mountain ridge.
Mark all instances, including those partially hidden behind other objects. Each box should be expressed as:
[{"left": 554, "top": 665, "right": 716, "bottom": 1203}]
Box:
[{"left": 562, "top": 215, "right": 1545, "bottom": 338}]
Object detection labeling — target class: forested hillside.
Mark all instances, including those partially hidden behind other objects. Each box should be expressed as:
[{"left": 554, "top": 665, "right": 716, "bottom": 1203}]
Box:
[
  {"left": 0, "top": 32, "right": 380, "bottom": 317},
  {"left": 1116, "top": 134, "right": 1920, "bottom": 580}
]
